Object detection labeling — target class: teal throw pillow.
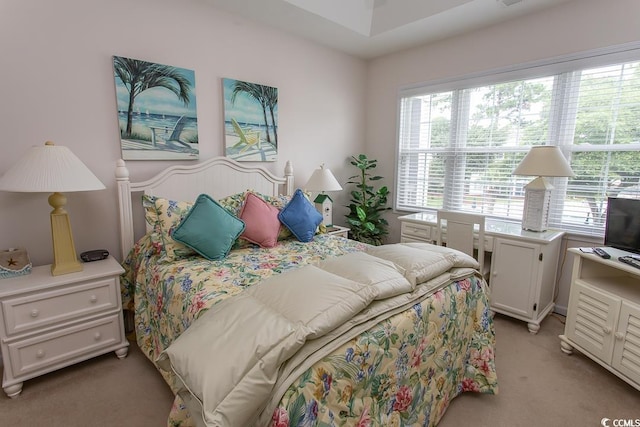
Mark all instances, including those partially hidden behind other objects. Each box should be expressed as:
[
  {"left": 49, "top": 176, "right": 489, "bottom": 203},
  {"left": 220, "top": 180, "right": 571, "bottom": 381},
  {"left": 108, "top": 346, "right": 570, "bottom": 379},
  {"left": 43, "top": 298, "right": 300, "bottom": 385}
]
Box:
[
  {"left": 172, "top": 194, "right": 245, "bottom": 261},
  {"left": 278, "top": 189, "right": 322, "bottom": 243}
]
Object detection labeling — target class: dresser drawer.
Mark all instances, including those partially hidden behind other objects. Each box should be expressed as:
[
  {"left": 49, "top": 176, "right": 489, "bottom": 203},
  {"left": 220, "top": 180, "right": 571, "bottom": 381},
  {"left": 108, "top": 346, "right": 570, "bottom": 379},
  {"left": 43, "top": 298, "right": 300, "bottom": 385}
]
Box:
[
  {"left": 401, "top": 222, "right": 433, "bottom": 242},
  {"left": 1, "top": 278, "right": 119, "bottom": 337},
  {"left": 6, "top": 314, "right": 124, "bottom": 379}
]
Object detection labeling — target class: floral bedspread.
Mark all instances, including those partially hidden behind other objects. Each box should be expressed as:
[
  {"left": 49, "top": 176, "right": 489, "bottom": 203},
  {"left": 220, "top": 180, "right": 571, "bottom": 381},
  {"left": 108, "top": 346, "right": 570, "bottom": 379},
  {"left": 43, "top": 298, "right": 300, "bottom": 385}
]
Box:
[
  {"left": 121, "top": 233, "right": 368, "bottom": 365},
  {"left": 121, "top": 234, "right": 498, "bottom": 427},
  {"left": 269, "top": 275, "right": 497, "bottom": 427}
]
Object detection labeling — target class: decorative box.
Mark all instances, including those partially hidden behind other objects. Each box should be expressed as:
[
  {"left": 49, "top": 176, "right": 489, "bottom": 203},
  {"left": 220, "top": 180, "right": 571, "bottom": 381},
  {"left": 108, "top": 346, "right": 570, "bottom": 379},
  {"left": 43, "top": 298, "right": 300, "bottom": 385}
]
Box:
[{"left": 0, "top": 248, "right": 32, "bottom": 279}]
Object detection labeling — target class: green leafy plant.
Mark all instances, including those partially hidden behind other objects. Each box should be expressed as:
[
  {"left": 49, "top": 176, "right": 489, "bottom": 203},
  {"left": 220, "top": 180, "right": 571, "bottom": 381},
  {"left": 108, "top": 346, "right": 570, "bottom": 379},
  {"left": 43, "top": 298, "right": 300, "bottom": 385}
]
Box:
[{"left": 345, "top": 154, "right": 390, "bottom": 245}]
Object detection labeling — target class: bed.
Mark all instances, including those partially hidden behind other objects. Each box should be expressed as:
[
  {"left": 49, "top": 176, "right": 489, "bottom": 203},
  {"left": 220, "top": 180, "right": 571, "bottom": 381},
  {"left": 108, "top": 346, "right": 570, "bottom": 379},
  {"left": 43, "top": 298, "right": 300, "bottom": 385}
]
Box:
[{"left": 116, "top": 156, "right": 498, "bottom": 427}]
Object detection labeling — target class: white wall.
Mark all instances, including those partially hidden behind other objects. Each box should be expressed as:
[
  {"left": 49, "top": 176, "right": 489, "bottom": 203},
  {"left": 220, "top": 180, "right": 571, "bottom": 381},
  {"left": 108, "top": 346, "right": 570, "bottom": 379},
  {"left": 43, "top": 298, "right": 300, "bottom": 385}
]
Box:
[
  {"left": 365, "top": 0, "right": 640, "bottom": 313},
  {"left": 0, "top": 0, "right": 367, "bottom": 264}
]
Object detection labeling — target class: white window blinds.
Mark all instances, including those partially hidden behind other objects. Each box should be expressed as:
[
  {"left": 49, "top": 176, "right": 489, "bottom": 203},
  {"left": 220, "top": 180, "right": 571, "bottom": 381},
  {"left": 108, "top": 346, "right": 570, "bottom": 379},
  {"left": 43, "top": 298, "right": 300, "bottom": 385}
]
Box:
[{"left": 396, "top": 46, "right": 640, "bottom": 236}]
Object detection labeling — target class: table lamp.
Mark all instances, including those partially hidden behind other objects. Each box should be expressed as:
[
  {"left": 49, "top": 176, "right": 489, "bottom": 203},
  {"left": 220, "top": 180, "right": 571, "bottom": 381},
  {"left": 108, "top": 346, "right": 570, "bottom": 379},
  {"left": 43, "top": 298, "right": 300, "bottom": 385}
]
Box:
[
  {"left": 513, "top": 146, "right": 574, "bottom": 232},
  {"left": 305, "top": 164, "right": 343, "bottom": 227},
  {"left": 0, "top": 141, "right": 106, "bottom": 275}
]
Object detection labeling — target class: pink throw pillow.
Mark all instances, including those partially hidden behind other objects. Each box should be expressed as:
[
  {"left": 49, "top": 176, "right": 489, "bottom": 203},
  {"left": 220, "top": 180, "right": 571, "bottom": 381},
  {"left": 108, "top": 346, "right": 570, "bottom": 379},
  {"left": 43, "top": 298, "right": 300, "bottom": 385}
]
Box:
[{"left": 239, "top": 192, "right": 281, "bottom": 248}]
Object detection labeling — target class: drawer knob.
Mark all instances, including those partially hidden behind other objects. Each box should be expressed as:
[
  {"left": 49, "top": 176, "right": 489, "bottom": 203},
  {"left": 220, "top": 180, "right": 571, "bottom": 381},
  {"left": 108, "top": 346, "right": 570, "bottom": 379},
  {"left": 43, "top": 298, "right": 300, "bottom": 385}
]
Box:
[
  {"left": 615, "top": 332, "right": 625, "bottom": 340},
  {"left": 89, "top": 295, "right": 98, "bottom": 303},
  {"left": 36, "top": 349, "right": 45, "bottom": 359},
  {"left": 603, "top": 326, "right": 612, "bottom": 335},
  {"left": 94, "top": 332, "right": 102, "bottom": 341},
  {"left": 30, "top": 309, "right": 39, "bottom": 318}
]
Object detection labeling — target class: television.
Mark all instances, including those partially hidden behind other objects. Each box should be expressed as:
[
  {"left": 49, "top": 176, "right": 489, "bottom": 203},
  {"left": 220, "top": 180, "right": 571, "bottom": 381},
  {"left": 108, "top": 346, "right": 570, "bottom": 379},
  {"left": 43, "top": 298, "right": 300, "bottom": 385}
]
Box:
[{"left": 604, "top": 197, "right": 640, "bottom": 254}]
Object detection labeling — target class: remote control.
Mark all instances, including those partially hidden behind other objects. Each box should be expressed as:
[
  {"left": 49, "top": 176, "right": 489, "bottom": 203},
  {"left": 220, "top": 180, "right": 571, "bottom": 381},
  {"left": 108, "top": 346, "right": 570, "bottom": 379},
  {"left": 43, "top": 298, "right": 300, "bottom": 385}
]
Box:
[
  {"left": 618, "top": 256, "right": 640, "bottom": 269},
  {"left": 593, "top": 247, "right": 611, "bottom": 259}
]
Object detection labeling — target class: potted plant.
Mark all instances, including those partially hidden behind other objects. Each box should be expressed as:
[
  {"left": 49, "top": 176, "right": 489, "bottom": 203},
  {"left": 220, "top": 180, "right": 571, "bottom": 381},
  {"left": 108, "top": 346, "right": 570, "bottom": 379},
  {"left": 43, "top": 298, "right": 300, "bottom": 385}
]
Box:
[{"left": 345, "top": 154, "right": 390, "bottom": 245}]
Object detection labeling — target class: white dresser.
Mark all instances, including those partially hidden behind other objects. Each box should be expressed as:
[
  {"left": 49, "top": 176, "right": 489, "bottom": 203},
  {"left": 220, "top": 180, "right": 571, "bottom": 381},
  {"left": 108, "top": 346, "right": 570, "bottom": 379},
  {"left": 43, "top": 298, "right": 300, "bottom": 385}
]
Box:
[
  {"left": 399, "top": 212, "right": 564, "bottom": 333},
  {"left": 0, "top": 256, "right": 129, "bottom": 397},
  {"left": 560, "top": 248, "right": 640, "bottom": 391}
]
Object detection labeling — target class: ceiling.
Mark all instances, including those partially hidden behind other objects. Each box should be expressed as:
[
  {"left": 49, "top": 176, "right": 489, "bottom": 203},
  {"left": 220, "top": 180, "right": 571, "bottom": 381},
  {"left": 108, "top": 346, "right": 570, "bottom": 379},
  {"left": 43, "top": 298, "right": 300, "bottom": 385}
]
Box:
[{"left": 205, "top": 0, "right": 572, "bottom": 59}]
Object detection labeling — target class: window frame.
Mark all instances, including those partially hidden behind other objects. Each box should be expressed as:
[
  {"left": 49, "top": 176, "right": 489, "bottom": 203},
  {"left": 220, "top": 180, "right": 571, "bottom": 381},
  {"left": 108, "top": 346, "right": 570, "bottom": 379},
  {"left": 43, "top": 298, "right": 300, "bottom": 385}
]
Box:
[{"left": 394, "top": 41, "right": 640, "bottom": 237}]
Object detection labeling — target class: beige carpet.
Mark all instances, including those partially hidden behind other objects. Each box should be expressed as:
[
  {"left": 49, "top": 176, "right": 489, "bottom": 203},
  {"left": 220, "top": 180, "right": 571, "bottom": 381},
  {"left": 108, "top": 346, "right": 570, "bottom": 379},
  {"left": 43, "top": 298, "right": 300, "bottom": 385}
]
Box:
[
  {"left": 439, "top": 314, "right": 640, "bottom": 427},
  {"left": 0, "top": 314, "right": 638, "bottom": 426}
]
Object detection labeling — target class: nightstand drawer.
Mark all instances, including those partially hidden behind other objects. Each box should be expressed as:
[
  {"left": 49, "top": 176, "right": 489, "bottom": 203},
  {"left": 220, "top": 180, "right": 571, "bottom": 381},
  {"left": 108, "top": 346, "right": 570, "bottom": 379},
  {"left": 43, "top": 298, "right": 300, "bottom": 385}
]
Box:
[
  {"left": 2, "top": 278, "right": 119, "bottom": 337},
  {"left": 401, "top": 222, "right": 433, "bottom": 241},
  {"left": 6, "top": 314, "right": 124, "bottom": 378}
]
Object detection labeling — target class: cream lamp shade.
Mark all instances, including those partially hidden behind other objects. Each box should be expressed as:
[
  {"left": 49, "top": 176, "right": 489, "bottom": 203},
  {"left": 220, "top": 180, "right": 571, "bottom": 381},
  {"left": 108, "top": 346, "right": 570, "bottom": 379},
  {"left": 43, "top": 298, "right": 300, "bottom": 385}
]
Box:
[
  {"left": 305, "top": 164, "right": 343, "bottom": 192},
  {"left": 513, "top": 146, "right": 574, "bottom": 232},
  {"left": 305, "top": 164, "right": 343, "bottom": 227},
  {"left": 0, "top": 141, "right": 105, "bottom": 275}
]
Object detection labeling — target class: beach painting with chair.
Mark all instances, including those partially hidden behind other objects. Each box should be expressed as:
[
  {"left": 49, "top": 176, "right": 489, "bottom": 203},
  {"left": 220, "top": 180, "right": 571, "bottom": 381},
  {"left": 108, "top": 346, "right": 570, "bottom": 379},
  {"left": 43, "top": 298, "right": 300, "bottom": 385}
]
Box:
[
  {"left": 223, "top": 78, "right": 278, "bottom": 162},
  {"left": 113, "top": 55, "right": 199, "bottom": 160}
]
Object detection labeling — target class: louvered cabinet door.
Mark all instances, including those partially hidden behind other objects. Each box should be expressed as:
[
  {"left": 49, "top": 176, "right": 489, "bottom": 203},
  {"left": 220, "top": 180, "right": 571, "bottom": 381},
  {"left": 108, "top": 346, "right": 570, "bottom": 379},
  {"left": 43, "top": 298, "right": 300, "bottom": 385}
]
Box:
[
  {"left": 611, "top": 301, "right": 640, "bottom": 385},
  {"left": 565, "top": 280, "right": 620, "bottom": 364},
  {"left": 561, "top": 248, "right": 640, "bottom": 392}
]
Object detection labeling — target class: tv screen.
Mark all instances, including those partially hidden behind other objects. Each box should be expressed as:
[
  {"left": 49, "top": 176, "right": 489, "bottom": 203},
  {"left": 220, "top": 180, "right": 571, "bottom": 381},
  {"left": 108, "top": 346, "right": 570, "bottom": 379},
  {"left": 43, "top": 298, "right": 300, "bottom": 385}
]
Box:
[{"left": 604, "top": 197, "right": 640, "bottom": 254}]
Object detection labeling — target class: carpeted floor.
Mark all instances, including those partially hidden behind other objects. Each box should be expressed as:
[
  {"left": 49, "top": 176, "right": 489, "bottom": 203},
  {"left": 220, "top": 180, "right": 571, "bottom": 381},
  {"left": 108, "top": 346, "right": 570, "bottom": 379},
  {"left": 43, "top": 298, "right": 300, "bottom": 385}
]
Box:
[
  {"left": 439, "top": 314, "right": 639, "bottom": 427},
  {"left": 0, "top": 313, "right": 638, "bottom": 426}
]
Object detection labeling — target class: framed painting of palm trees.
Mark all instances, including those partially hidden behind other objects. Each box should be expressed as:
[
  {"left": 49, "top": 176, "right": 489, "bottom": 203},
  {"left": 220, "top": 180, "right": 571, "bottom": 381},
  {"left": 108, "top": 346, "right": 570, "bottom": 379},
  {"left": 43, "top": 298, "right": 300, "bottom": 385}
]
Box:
[
  {"left": 113, "top": 55, "right": 199, "bottom": 160},
  {"left": 223, "top": 78, "right": 278, "bottom": 162}
]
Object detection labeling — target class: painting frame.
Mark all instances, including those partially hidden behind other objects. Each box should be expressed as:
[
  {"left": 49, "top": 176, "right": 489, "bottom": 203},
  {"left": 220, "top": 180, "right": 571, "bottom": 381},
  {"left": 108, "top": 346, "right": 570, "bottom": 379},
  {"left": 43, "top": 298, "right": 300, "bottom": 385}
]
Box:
[
  {"left": 223, "top": 77, "right": 278, "bottom": 162},
  {"left": 113, "top": 55, "right": 199, "bottom": 161}
]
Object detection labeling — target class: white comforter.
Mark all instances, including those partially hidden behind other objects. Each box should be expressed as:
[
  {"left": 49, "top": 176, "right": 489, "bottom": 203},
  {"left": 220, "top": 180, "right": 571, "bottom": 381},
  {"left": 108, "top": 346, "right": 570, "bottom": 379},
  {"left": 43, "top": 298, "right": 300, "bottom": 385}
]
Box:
[{"left": 157, "top": 243, "right": 479, "bottom": 427}]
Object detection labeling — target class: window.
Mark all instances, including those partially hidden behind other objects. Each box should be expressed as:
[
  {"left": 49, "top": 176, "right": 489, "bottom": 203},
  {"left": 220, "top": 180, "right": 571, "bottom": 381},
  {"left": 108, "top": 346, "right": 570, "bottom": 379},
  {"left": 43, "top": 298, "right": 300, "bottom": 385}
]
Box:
[{"left": 396, "top": 46, "right": 640, "bottom": 236}]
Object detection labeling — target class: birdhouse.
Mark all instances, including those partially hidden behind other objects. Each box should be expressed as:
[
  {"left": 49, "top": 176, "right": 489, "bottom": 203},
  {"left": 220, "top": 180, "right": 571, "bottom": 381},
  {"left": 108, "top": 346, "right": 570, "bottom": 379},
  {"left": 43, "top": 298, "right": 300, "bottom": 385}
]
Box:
[{"left": 314, "top": 194, "right": 334, "bottom": 227}]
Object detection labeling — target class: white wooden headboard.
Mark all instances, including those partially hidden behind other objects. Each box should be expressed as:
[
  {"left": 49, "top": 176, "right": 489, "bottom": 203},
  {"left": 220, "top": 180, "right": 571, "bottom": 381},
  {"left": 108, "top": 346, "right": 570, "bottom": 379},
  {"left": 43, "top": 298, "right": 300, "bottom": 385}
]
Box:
[{"left": 115, "top": 157, "right": 294, "bottom": 259}]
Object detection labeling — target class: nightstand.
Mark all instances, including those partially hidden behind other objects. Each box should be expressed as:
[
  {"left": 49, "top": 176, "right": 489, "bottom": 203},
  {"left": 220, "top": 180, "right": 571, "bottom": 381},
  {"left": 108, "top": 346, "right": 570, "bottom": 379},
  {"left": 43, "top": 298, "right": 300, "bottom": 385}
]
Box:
[
  {"left": 326, "top": 225, "right": 350, "bottom": 239},
  {"left": 0, "top": 256, "right": 129, "bottom": 398}
]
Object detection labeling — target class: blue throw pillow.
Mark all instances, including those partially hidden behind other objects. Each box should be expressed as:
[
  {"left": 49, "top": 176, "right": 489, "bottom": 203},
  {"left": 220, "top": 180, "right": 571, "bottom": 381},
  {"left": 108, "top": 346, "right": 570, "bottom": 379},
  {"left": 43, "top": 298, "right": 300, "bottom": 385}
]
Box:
[
  {"left": 278, "top": 189, "right": 323, "bottom": 242},
  {"left": 172, "top": 194, "right": 245, "bottom": 260}
]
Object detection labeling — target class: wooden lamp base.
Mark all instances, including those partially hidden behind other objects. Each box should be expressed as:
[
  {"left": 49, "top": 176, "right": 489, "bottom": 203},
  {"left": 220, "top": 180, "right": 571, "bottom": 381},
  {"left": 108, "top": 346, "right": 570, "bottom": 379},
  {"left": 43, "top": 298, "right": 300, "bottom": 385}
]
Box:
[{"left": 48, "top": 192, "right": 82, "bottom": 276}]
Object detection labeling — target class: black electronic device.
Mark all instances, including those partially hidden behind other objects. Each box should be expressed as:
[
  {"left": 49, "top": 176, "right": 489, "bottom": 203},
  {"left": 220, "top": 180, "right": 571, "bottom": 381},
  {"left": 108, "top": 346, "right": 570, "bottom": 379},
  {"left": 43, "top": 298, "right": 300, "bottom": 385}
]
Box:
[
  {"left": 593, "top": 247, "right": 611, "bottom": 259},
  {"left": 80, "top": 249, "right": 109, "bottom": 262},
  {"left": 618, "top": 256, "right": 640, "bottom": 270},
  {"left": 604, "top": 197, "right": 640, "bottom": 255}
]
